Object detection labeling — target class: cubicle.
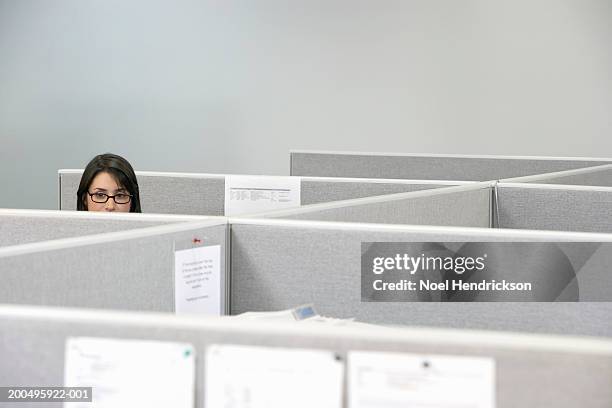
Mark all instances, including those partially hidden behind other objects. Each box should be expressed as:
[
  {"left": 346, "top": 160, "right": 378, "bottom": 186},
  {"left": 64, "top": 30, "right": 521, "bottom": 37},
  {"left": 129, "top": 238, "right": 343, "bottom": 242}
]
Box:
[
  {"left": 229, "top": 218, "right": 612, "bottom": 337},
  {"left": 0, "top": 218, "right": 229, "bottom": 314},
  {"left": 1, "top": 304, "right": 611, "bottom": 408},
  {"left": 58, "top": 169, "right": 470, "bottom": 215},
  {"left": 502, "top": 163, "right": 612, "bottom": 187},
  {"left": 290, "top": 150, "right": 612, "bottom": 180},
  {"left": 0, "top": 208, "right": 211, "bottom": 247},
  {"left": 257, "top": 183, "right": 493, "bottom": 227},
  {"left": 494, "top": 183, "right": 612, "bottom": 233}
]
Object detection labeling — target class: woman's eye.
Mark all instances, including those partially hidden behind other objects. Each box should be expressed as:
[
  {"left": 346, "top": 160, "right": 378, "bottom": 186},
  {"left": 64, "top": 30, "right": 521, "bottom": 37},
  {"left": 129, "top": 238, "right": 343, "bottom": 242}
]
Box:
[{"left": 94, "top": 193, "right": 106, "bottom": 199}]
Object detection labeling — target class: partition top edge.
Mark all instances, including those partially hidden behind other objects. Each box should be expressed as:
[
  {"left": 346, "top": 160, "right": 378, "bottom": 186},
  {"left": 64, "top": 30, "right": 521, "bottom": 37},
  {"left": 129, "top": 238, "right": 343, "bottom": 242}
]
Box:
[
  {"left": 289, "top": 150, "right": 612, "bottom": 162},
  {"left": 2, "top": 304, "right": 612, "bottom": 355},
  {"left": 0, "top": 208, "right": 220, "bottom": 222},
  {"left": 498, "top": 182, "right": 612, "bottom": 193},
  {"left": 59, "top": 169, "right": 472, "bottom": 185},
  {"left": 228, "top": 217, "right": 612, "bottom": 240},
  {"left": 0, "top": 219, "right": 227, "bottom": 258}
]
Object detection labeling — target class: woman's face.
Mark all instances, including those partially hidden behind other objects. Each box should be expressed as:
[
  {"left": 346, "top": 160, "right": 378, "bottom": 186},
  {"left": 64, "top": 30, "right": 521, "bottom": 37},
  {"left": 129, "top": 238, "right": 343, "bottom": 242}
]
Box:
[{"left": 85, "top": 171, "right": 132, "bottom": 212}]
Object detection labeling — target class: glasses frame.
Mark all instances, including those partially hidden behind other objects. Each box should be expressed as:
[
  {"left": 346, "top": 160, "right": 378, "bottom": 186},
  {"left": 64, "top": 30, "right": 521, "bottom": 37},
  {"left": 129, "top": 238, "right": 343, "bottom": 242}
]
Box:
[{"left": 87, "top": 191, "right": 133, "bottom": 205}]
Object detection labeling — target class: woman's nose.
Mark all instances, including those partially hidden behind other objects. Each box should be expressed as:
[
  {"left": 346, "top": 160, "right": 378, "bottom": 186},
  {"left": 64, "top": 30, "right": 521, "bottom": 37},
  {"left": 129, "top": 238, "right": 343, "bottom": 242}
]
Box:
[{"left": 105, "top": 198, "right": 116, "bottom": 211}]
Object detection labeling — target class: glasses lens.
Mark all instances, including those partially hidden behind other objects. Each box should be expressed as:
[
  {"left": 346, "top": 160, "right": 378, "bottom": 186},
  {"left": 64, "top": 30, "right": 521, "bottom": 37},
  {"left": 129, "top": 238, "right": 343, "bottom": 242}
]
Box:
[
  {"left": 114, "top": 194, "right": 131, "bottom": 204},
  {"left": 91, "top": 192, "right": 108, "bottom": 203}
]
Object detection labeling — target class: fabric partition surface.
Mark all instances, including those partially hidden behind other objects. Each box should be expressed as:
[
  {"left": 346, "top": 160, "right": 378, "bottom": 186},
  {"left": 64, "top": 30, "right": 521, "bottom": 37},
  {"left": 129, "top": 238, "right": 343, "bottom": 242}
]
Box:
[
  {"left": 1, "top": 305, "right": 612, "bottom": 408},
  {"left": 501, "top": 164, "right": 612, "bottom": 187},
  {"left": 290, "top": 151, "right": 611, "bottom": 180},
  {"left": 0, "top": 220, "right": 228, "bottom": 313},
  {"left": 261, "top": 184, "right": 492, "bottom": 228},
  {"left": 230, "top": 220, "right": 612, "bottom": 337},
  {"left": 0, "top": 209, "right": 209, "bottom": 248},
  {"left": 495, "top": 184, "right": 612, "bottom": 233},
  {"left": 300, "top": 178, "right": 466, "bottom": 205}
]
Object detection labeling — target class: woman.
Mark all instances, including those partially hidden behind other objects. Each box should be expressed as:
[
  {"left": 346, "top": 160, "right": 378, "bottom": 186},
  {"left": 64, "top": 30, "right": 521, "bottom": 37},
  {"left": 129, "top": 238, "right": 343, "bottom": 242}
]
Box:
[{"left": 76, "top": 153, "right": 142, "bottom": 213}]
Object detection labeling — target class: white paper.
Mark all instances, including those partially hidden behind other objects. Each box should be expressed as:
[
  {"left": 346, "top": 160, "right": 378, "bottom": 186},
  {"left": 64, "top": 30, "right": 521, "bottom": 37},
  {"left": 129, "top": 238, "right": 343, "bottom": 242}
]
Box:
[
  {"left": 205, "top": 344, "right": 343, "bottom": 408},
  {"left": 174, "top": 244, "right": 221, "bottom": 315},
  {"left": 64, "top": 337, "right": 195, "bottom": 408},
  {"left": 224, "top": 175, "right": 301, "bottom": 216},
  {"left": 348, "top": 351, "right": 495, "bottom": 408}
]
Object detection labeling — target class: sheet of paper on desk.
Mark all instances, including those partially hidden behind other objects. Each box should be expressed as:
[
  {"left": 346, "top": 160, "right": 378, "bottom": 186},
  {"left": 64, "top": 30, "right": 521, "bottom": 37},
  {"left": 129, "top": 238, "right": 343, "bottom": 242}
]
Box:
[
  {"left": 206, "top": 344, "right": 343, "bottom": 408},
  {"left": 174, "top": 244, "right": 221, "bottom": 315},
  {"left": 64, "top": 337, "right": 195, "bottom": 408},
  {"left": 224, "top": 175, "right": 301, "bottom": 216},
  {"left": 348, "top": 351, "right": 495, "bottom": 408}
]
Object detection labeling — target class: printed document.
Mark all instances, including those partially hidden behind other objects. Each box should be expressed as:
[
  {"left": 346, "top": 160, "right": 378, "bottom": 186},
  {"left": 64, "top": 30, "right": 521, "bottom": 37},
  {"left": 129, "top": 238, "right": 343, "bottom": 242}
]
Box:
[
  {"left": 348, "top": 351, "right": 495, "bottom": 408},
  {"left": 174, "top": 244, "right": 221, "bottom": 315},
  {"left": 224, "top": 175, "right": 301, "bottom": 216},
  {"left": 64, "top": 337, "right": 195, "bottom": 408},
  {"left": 206, "top": 344, "right": 343, "bottom": 408}
]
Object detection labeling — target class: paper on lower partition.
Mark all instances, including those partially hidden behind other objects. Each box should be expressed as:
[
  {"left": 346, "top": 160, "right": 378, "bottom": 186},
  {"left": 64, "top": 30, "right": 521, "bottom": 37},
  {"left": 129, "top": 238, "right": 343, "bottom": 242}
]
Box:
[
  {"left": 64, "top": 337, "right": 195, "bottom": 408},
  {"left": 224, "top": 175, "right": 301, "bottom": 216},
  {"left": 205, "top": 344, "right": 343, "bottom": 408},
  {"left": 174, "top": 244, "right": 221, "bottom": 315},
  {"left": 348, "top": 351, "right": 495, "bottom": 408}
]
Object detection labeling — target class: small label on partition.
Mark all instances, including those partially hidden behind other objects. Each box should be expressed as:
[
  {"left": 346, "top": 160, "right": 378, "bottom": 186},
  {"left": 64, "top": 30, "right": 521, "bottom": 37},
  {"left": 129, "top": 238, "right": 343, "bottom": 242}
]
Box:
[
  {"left": 174, "top": 244, "right": 221, "bottom": 315},
  {"left": 224, "top": 175, "right": 301, "bottom": 216},
  {"left": 348, "top": 351, "right": 495, "bottom": 408}
]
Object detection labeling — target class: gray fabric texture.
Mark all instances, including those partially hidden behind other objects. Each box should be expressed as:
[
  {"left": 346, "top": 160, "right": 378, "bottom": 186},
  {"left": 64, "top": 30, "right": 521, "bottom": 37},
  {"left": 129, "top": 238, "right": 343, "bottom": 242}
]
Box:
[
  {"left": 230, "top": 223, "right": 612, "bottom": 337},
  {"left": 525, "top": 169, "right": 612, "bottom": 187},
  {"left": 301, "top": 180, "right": 455, "bottom": 205},
  {"left": 1, "top": 309, "right": 611, "bottom": 408},
  {"left": 0, "top": 224, "right": 228, "bottom": 313},
  {"left": 290, "top": 152, "right": 610, "bottom": 180},
  {"left": 0, "top": 216, "right": 168, "bottom": 248},
  {"left": 496, "top": 186, "right": 612, "bottom": 233},
  {"left": 277, "top": 188, "right": 491, "bottom": 227},
  {"left": 60, "top": 172, "right": 226, "bottom": 215}
]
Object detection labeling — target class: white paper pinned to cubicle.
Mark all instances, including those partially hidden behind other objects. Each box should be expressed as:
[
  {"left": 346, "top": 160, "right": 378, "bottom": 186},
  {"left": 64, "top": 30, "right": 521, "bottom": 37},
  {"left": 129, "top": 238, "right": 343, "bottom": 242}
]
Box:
[
  {"left": 64, "top": 337, "right": 195, "bottom": 408},
  {"left": 224, "top": 175, "right": 301, "bottom": 216},
  {"left": 205, "top": 344, "right": 343, "bottom": 408},
  {"left": 347, "top": 351, "right": 495, "bottom": 408},
  {"left": 174, "top": 244, "right": 221, "bottom": 315}
]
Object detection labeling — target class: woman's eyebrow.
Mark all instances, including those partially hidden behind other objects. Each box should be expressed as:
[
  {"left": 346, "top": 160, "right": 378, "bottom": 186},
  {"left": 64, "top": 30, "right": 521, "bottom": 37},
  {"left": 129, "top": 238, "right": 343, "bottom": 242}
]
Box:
[{"left": 92, "top": 188, "right": 108, "bottom": 192}]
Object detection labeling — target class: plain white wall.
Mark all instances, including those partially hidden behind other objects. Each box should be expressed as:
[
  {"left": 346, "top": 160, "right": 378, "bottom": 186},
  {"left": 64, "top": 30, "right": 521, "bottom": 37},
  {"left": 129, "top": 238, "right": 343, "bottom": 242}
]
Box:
[{"left": 0, "top": 0, "right": 610, "bottom": 209}]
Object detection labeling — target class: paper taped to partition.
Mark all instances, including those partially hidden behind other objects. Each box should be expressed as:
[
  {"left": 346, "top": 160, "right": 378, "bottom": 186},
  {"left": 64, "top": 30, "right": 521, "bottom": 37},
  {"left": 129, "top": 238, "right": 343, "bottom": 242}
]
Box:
[{"left": 64, "top": 337, "right": 195, "bottom": 408}]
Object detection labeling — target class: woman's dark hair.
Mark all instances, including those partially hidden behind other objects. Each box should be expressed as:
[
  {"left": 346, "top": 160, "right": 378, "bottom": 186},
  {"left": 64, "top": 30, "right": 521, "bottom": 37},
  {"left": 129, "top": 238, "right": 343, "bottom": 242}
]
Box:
[{"left": 77, "top": 153, "right": 141, "bottom": 212}]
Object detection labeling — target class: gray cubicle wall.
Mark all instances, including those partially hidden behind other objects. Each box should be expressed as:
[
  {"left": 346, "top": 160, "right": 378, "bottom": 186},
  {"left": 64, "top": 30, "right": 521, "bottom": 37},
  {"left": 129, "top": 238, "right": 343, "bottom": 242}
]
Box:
[
  {"left": 290, "top": 150, "right": 612, "bottom": 180},
  {"left": 502, "top": 164, "right": 612, "bottom": 187},
  {"left": 230, "top": 219, "right": 612, "bottom": 337},
  {"left": 259, "top": 183, "right": 492, "bottom": 227},
  {"left": 0, "top": 219, "right": 228, "bottom": 313},
  {"left": 59, "top": 169, "right": 467, "bottom": 215},
  {"left": 495, "top": 183, "right": 612, "bottom": 233},
  {"left": 2, "top": 305, "right": 612, "bottom": 408},
  {"left": 0, "top": 209, "right": 210, "bottom": 247}
]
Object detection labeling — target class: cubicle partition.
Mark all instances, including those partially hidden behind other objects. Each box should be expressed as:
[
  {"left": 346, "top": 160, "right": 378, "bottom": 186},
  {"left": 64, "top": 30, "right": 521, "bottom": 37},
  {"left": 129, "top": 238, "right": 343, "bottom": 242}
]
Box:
[
  {"left": 502, "top": 163, "right": 612, "bottom": 187},
  {"left": 494, "top": 183, "right": 612, "bottom": 233},
  {"left": 58, "top": 169, "right": 468, "bottom": 215},
  {"left": 0, "top": 209, "right": 210, "bottom": 247},
  {"left": 258, "top": 183, "right": 493, "bottom": 227},
  {"left": 2, "top": 304, "right": 611, "bottom": 408},
  {"left": 290, "top": 150, "right": 612, "bottom": 180},
  {"left": 0, "top": 219, "right": 229, "bottom": 314},
  {"left": 229, "top": 218, "right": 612, "bottom": 337}
]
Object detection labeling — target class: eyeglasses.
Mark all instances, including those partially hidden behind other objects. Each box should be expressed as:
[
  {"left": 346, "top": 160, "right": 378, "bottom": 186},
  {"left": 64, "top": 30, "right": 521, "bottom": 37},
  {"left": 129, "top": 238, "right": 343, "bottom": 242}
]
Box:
[{"left": 88, "top": 191, "right": 132, "bottom": 204}]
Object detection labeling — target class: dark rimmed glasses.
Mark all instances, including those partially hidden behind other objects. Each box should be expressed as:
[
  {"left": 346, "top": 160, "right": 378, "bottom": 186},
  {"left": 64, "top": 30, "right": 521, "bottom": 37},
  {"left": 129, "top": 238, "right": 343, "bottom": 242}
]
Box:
[{"left": 88, "top": 191, "right": 132, "bottom": 204}]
